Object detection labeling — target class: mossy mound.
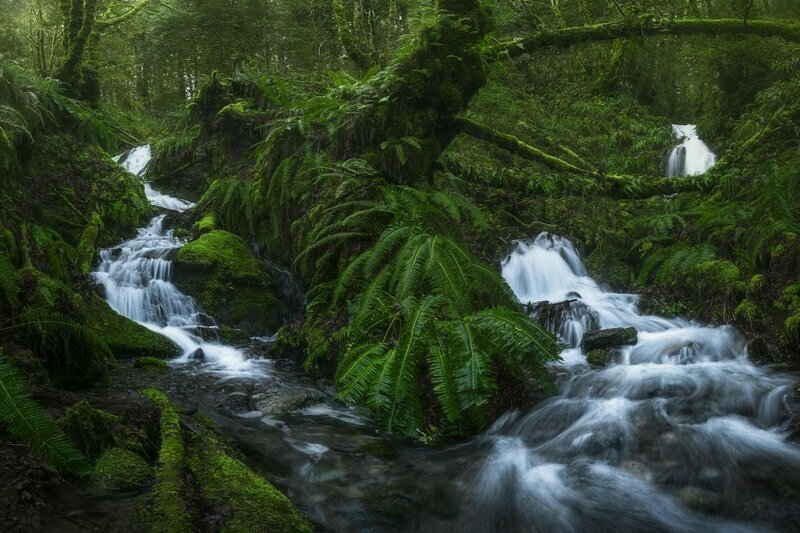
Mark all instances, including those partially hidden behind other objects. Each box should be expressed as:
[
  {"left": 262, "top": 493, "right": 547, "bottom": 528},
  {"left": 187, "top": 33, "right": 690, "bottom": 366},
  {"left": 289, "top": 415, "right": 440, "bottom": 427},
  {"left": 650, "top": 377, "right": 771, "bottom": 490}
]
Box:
[
  {"left": 173, "top": 230, "right": 282, "bottom": 337},
  {"left": 57, "top": 400, "right": 120, "bottom": 458},
  {"left": 87, "top": 296, "right": 181, "bottom": 359},
  {"left": 135, "top": 357, "right": 169, "bottom": 372},
  {"left": 93, "top": 448, "right": 154, "bottom": 490}
]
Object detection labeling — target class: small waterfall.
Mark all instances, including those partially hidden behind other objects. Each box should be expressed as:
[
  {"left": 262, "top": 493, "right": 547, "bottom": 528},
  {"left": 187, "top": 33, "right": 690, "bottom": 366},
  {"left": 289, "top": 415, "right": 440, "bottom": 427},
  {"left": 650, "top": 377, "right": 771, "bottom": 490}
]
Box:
[
  {"left": 95, "top": 146, "right": 260, "bottom": 375},
  {"left": 458, "top": 234, "right": 800, "bottom": 530},
  {"left": 666, "top": 124, "right": 716, "bottom": 177}
]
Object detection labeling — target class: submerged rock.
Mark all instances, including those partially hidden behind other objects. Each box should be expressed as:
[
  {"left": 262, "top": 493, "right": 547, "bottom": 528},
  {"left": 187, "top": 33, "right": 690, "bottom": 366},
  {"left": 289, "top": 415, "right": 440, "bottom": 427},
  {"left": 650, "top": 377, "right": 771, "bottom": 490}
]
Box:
[
  {"left": 581, "top": 327, "right": 638, "bottom": 353},
  {"left": 678, "top": 486, "right": 722, "bottom": 513},
  {"left": 253, "top": 388, "right": 327, "bottom": 416},
  {"left": 188, "top": 348, "right": 206, "bottom": 362}
]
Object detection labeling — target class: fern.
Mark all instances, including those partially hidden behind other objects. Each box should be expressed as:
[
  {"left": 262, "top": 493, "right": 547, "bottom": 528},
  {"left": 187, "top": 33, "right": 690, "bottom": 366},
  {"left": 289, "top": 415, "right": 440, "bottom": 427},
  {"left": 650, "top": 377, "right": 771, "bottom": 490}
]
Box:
[{"left": 0, "top": 355, "right": 89, "bottom": 475}]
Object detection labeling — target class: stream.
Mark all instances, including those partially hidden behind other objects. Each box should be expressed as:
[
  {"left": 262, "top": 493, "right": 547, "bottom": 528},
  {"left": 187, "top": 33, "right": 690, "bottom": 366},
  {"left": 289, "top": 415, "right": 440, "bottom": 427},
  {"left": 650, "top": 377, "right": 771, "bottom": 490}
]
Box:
[{"left": 91, "top": 139, "right": 800, "bottom": 532}]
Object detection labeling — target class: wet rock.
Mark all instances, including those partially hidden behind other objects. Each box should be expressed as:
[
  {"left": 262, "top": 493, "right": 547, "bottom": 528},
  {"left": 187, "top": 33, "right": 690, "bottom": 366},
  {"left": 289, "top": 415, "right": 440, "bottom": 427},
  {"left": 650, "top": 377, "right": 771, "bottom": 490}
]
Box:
[
  {"left": 581, "top": 327, "right": 638, "bottom": 353},
  {"left": 219, "top": 391, "right": 251, "bottom": 413},
  {"left": 527, "top": 299, "right": 575, "bottom": 330},
  {"left": 678, "top": 486, "right": 722, "bottom": 513},
  {"left": 253, "top": 388, "right": 326, "bottom": 415},
  {"left": 189, "top": 348, "right": 205, "bottom": 361},
  {"left": 585, "top": 348, "right": 612, "bottom": 366}
]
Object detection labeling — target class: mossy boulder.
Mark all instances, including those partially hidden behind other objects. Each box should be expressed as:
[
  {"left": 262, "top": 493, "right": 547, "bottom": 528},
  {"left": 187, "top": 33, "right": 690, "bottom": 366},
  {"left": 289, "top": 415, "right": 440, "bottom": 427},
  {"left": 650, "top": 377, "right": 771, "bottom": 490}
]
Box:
[
  {"left": 93, "top": 448, "right": 154, "bottom": 490},
  {"left": 173, "top": 230, "right": 282, "bottom": 337},
  {"left": 86, "top": 296, "right": 181, "bottom": 359},
  {"left": 57, "top": 400, "right": 120, "bottom": 458},
  {"left": 188, "top": 433, "right": 313, "bottom": 533}
]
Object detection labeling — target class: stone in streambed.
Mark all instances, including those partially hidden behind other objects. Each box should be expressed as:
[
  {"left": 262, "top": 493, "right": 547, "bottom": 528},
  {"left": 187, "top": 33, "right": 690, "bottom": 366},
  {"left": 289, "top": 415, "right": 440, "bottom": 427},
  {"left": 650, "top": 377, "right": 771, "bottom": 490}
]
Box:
[
  {"left": 678, "top": 486, "right": 722, "bottom": 513},
  {"left": 253, "top": 388, "right": 326, "bottom": 416},
  {"left": 581, "top": 327, "right": 638, "bottom": 353},
  {"left": 189, "top": 348, "right": 205, "bottom": 361}
]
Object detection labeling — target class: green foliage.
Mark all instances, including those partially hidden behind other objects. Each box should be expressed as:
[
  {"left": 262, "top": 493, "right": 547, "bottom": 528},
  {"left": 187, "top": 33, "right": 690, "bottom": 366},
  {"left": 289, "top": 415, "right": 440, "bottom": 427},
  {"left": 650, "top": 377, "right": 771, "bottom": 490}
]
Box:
[
  {"left": 0, "top": 354, "right": 89, "bottom": 475},
  {"left": 291, "top": 165, "right": 558, "bottom": 437}
]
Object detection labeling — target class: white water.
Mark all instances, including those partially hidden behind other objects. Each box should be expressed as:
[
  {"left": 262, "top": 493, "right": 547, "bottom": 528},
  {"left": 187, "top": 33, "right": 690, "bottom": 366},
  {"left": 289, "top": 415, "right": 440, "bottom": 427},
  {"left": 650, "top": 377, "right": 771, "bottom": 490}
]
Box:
[
  {"left": 459, "top": 233, "right": 800, "bottom": 531},
  {"left": 96, "top": 146, "right": 260, "bottom": 375},
  {"left": 666, "top": 124, "right": 716, "bottom": 177}
]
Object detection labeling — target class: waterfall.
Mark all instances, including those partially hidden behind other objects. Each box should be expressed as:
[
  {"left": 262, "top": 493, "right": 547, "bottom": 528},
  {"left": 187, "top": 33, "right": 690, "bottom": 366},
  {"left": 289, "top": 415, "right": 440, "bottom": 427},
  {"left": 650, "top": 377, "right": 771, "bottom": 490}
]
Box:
[
  {"left": 95, "top": 146, "right": 261, "bottom": 375},
  {"left": 457, "top": 234, "right": 800, "bottom": 531},
  {"left": 666, "top": 124, "right": 716, "bottom": 177}
]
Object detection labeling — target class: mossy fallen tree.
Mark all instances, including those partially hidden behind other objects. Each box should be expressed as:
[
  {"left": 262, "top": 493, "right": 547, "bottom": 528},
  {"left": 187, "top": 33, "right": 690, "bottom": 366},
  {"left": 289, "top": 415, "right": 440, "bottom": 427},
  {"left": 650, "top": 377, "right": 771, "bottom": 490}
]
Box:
[
  {"left": 456, "top": 117, "right": 714, "bottom": 199},
  {"left": 495, "top": 17, "right": 800, "bottom": 59}
]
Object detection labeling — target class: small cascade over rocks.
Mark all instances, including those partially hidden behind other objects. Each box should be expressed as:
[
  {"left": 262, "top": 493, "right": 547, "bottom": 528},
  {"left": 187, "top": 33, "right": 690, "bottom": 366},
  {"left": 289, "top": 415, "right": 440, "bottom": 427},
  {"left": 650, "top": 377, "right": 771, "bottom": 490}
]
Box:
[
  {"left": 455, "top": 233, "right": 800, "bottom": 531},
  {"left": 95, "top": 146, "right": 261, "bottom": 375},
  {"left": 666, "top": 124, "right": 716, "bottom": 177}
]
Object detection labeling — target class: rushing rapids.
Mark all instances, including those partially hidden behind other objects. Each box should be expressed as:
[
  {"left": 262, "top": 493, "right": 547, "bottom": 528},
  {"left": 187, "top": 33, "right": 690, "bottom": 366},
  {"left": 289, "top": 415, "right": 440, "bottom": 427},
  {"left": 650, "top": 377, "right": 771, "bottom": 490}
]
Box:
[
  {"left": 452, "top": 234, "right": 800, "bottom": 531},
  {"left": 90, "top": 146, "right": 800, "bottom": 531},
  {"left": 95, "top": 146, "right": 260, "bottom": 375},
  {"left": 666, "top": 124, "right": 717, "bottom": 177}
]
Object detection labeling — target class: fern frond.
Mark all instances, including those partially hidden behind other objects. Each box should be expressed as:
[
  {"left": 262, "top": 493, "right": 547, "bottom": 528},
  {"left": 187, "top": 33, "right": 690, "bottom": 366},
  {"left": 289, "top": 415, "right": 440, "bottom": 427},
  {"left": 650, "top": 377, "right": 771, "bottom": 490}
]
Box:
[{"left": 0, "top": 356, "right": 89, "bottom": 475}]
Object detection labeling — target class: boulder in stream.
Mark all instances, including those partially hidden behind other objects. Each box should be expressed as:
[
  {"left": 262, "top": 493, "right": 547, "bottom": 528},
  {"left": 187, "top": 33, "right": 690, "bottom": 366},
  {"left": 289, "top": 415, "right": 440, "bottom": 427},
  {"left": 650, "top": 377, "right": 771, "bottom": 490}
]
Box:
[
  {"left": 580, "top": 327, "right": 638, "bottom": 353},
  {"left": 252, "top": 388, "right": 327, "bottom": 416}
]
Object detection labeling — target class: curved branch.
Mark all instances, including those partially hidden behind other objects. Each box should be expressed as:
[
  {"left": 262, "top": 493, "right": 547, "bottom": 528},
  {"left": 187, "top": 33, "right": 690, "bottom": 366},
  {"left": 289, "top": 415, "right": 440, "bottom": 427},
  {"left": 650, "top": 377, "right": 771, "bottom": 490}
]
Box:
[
  {"left": 96, "top": 0, "right": 152, "bottom": 28},
  {"left": 493, "top": 17, "right": 800, "bottom": 59}
]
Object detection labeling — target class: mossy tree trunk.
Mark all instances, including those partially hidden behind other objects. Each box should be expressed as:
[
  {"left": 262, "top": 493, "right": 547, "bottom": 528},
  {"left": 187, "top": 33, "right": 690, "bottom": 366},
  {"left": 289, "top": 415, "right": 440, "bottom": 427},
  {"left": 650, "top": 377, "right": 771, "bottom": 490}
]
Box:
[
  {"left": 56, "top": 0, "right": 154, "bottom": 97},
  {"left": 339, "top": 10, "right": 800, "bottom": 187}
]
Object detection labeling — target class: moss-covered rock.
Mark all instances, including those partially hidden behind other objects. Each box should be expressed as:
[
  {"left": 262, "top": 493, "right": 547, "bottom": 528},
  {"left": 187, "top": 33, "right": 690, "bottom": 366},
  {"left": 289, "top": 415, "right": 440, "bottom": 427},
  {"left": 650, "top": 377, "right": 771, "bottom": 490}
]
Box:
[
  {"left": 173, "top": 230, "right": 282, "bottom": 337},
  {"left": 187, "top": 433, "right": 313, "bottom": 533},
  {"left": 135, "top": 357, "right": 169, "bottom": 373},
  {"left": 86, "top": 296, "right": 181, "bottom": 359},
  {"left": 142, "top": 389, "right": 193, "bottom": 533},
  {"left": 586, "top": 348, "right": 611, "bottom": 366},
  {"left": 57, "top": 400, "right": 120, "bottom": 458},
  {"left": 93, "top": 448, "right": 154, "bottom": 490}
]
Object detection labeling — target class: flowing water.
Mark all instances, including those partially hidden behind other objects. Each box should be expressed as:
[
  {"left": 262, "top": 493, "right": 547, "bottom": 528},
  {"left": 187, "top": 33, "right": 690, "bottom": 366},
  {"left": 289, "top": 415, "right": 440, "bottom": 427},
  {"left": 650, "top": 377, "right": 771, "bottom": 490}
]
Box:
[
  {"left": 96, "top": 146, "right": 263, "bottom": 375},
  {"left": 666, "top": 124, "right": 717, "bottom": 177},
  {"left": 91, "top": 145, "right": 800, "bottom": 532}
]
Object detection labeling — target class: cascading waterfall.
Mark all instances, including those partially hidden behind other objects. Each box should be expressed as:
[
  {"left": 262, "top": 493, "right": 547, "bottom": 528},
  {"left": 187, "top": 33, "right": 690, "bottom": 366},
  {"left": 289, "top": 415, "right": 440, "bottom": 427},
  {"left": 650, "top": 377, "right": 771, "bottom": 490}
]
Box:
[
  {"left": 666, "top": 124, "right": 716, "bottom": 177},
  {"left": 456, "top": 234, "right": 800, "bottom": 531},
  {"left": 95, "top": 146, "right": 260, "bottom": 375}
]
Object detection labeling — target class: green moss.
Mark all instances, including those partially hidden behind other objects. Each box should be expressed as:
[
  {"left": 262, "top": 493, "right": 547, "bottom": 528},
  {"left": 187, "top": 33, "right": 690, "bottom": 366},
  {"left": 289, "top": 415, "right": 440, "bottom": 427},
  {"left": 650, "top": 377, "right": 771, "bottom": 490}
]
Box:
[
  {"left": 135, "top": 357, "right": 169, "bottom": 372},
  {"left": 195, "top": 211, "right": 217, "bottom": 234},
  {"left": 86, "top": 296, "right": 181, "bottom": 359},
  {"left": 586, "top": 349, "right": 610, "bottom": 366},
  {"left": 173, "top": 230, "right": 282, "bottom": 336},
  {"left": 93, "top": 448, "right": 154, "bottom": 490},
  {"left": 188, "top": 433, "right": 313, "bottom": 533},
  {"left": 734, "top": 299, "right": 759, "bottom": 323},
  {"left": 58, "top": 400, "right": 120, "bottom": 458},
  {"left": 75, "top": 212, "right": 103, "bottom": 275},
  {"left": 142, "top": 388, "right": 193, "bottom": 533}
]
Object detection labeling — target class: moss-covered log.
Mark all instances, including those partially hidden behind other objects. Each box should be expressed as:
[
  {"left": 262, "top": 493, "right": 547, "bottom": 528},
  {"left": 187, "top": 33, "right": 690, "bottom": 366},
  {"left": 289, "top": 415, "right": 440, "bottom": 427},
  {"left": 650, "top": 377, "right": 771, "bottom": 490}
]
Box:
[
  {"left": 457, "top": 117, "right": 713, "bottom": 199},
  {"left": 496, "top": 17, "right": 800, "bottom": 59}
]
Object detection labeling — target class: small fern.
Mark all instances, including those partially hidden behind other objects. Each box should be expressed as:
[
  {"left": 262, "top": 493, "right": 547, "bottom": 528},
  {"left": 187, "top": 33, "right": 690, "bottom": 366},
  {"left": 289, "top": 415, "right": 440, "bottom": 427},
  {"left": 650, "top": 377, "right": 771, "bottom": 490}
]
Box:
[{"left": 0, "top": 355, "right": 89, "bottom": 475}]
